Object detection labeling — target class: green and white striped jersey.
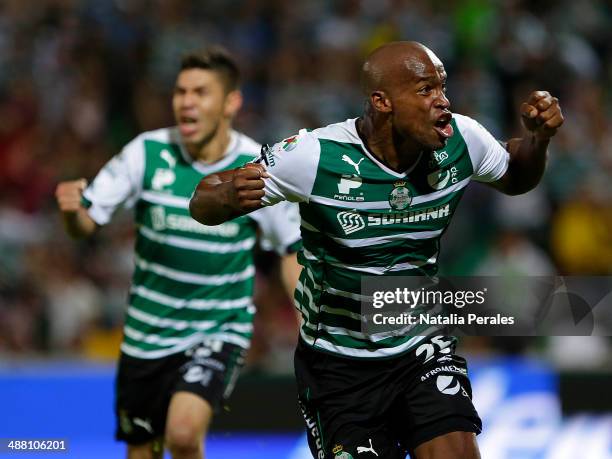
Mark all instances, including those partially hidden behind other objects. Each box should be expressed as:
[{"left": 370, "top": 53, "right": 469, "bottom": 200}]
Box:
[
  {"left": 260, "top": 115, "right": 509, "bottom": 358},
  {"left": 83, "top": 127, "right": 301, "bottom": 359}
]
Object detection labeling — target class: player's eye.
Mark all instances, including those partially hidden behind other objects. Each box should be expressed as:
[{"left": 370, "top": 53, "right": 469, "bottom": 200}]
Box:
[{"left": 418, "top": 85, "right": 432, "bottom": 95}]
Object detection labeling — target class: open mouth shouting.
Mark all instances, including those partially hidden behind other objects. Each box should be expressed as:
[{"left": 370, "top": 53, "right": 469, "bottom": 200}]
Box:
[
  {"left": 433, "top": 112, "right": 454, "bottom": 140},
  {"left": 178, "top": 115, "right": 199, "bottom": 137}
]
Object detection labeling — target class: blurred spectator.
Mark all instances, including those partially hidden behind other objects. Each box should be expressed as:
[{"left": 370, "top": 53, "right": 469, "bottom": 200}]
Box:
[
  {"left": 476, "top": 230, "right": 556, "bottom": 277},
  {"left": 551, "top": 173, "right": 612, "bottom": 274}
]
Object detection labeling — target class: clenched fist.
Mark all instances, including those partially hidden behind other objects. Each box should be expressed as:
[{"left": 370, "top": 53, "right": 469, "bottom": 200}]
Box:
[
  {"left": 229, "top": 163, "right": 268, "bottom": 212},
  {"left": 521, "top": 91, "right": 564, "bottom": 141},
  {"left": 55, "top": 178, "right": 87, "bottom": 213},
  {"left": 190, "top": 163, "right": 270, "bottom": 225}
]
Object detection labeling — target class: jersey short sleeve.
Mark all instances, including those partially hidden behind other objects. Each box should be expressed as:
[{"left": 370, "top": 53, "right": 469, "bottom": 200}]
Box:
[
  {"left": 248, "top": 200, "right": 302, "bottom": 255},
  {"left": 257, "top": 129, "right": 321, "bottom": 205},
  {"left": 82, "top": 134, "right": 145, "bottom": 225},
  {"left": 454, "top": 113, "right": 510, "bottom": 183}
]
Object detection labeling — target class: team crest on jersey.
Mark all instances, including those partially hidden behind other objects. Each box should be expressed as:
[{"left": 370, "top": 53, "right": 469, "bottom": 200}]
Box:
[
  {"left": 333, "top": 445, "right": 353, "bottom": 459},
  {"left": 388, "top": 181, "right": 412, "bottom": 210},
  {"left": 282, "top": 135, "right": 299, "bottom": 151}
]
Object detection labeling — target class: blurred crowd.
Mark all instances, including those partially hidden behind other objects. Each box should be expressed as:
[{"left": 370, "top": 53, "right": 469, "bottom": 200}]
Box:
[{"left": 0, "top": 0, "right": 611, "bottom": 370}]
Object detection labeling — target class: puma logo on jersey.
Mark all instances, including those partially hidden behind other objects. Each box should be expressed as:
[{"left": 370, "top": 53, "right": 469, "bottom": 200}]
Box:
[
  {"left": 160, "top": 149, "right": 176, "bottom": 168},
  {"left": 133, "top": 417, "right": 154, "bottom": 434},
  {"left": 357, "top": 438, "right": 378, "bottom": 456},
  {"left": 342, "top": 155, "right": 364, "bottom": 175}
]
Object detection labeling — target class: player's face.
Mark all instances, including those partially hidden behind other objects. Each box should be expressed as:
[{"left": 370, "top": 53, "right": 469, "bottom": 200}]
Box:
[
  {"left": 172, "top": 68, "right": 236, "bottom": 146},
  {"left": 391, "top": 52, "right": 453, "bottom": 151}
]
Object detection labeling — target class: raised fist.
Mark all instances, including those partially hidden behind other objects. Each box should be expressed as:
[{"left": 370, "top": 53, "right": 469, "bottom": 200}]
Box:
[
  {"left": 230, "top": 163, "right": 268, "bottom": 212},
  {"left": 521, "top": 91, "right": 564, "bottom": 141},
  {"left": 55, "top": 179, "right": 87, "bottom": 213}
]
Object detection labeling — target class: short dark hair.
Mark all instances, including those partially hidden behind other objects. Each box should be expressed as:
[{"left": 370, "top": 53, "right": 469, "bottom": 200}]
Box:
[{"left": 180, "top": 46, "right": 240, "bottom": 92}]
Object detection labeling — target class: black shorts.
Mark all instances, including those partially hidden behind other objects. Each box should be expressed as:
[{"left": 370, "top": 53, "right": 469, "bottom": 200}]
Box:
[
  {"left": 295, "top": 335, "right": 481, "bottom": 459},
  {"left": 115, "top": 339, "right": 246, "bottom": 444}
]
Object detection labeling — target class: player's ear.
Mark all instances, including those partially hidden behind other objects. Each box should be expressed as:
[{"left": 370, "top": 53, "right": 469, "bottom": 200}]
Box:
[
  {"left": 224, "top": 90, "right": 243, "bottom": 118},
  {"left": 370, "top": 90, "right": 392, "bottom": 113}
]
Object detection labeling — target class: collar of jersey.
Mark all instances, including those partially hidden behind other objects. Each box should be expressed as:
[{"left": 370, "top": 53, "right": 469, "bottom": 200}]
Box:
[
  {"left": 350, "top": 118, "right": 422, "bottom": 178},
  {"left": 175, "top": 128, "right": 242, "bottom": 175}
]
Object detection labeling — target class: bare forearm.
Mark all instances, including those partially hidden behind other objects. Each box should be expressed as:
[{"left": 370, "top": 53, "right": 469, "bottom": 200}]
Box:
[
  {"left": 280, "top": 252, "right": 303, "bottom": 330},
  {"left": 61, "top": 209, "right": 97, "bottom": 239},
  {"left": 492, "top": 90, "right": 563, "bottom": 195},
  {"left": 502, "top": 135, "right": 549, "bottom": 195},
  {"left": 189, "top": 180, "right": 244, "bottom": 225},
  {"left": 280, "top": 253, "right": 302, "bottom": 299}
]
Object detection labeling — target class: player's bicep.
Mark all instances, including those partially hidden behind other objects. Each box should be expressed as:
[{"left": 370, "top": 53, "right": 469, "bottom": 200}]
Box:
[
  {"left": 456, "top": 114, "right": 509, "bottom": 183},
  {"left": 486, "top": 137, "right": 522, "bottom": 194},
  {"left": 475, "top": 138, "right": 509, "bottom": 183}
]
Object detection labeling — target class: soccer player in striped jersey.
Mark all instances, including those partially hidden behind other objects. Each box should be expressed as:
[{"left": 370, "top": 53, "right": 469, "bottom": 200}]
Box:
[
  {"left": 55, "top": 47, "right": 302, "bottom": 459},
  {"left": 190, "top": 42, "right": 564, "bottom": 458}
]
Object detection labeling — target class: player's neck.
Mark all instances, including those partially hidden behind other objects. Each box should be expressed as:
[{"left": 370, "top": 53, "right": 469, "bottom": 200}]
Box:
[
  {"left": 186, "top": 127, "right": 232, "bottom": 164},
  {"left": 358, "top": 117, "right": 422, "bottom": 172}
]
